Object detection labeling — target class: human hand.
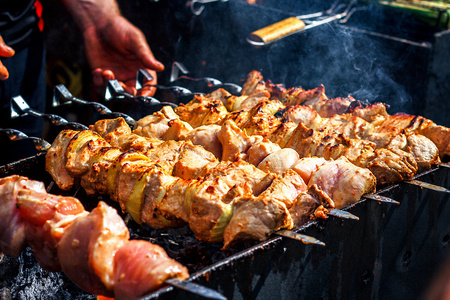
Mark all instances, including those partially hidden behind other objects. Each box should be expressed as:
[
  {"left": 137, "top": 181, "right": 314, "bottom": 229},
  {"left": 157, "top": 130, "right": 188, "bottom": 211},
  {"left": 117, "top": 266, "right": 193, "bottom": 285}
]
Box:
[
  {"left": 83, "top": 15, "right": 163, "bottom": 97},
  {"left": 0, "top": 35, "right": 15, "bottom": 80}
]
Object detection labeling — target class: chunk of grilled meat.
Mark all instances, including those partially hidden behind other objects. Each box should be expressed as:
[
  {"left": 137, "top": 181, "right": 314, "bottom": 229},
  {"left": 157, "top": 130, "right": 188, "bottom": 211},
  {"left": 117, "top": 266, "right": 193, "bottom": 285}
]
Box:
[
  {"left": 309, "top": 157, "right": 376, "bottom": 208},
  {"left": 0, "top": 175, "right": 46, "bottom": 258},
  {"left": 113, "top": 240, "right": 189, "bottom": 300},
  {"left": 241, "top": 70, "right": 265, "bottom": 95},
  {"left": 181, "top": 124, "right": 223, "bottom": 159},
  {"left": 80, "top": 147, "right": 122, "bottom": 195},
  {"left": 92, "top": 117, "right": 161, "bottom": 153},
  {"left": 175, "top": 93, "right": 228, "bottom": 128},
  {"left": 17, "top": 189, "right": 87, "bottom": 271},
  {"left": 45, "top": 130, "right": 78, "bottom": 190},
  {"left": 283, "top": 84, "right": 328, "bottom": 107}
]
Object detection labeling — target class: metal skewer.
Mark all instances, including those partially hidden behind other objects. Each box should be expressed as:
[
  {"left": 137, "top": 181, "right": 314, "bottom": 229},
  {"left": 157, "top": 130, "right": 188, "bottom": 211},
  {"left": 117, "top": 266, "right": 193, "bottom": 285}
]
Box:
[
  {"left": 165, "top": 279, "right": 227, "bottom": 300},
  {"left": 53, "top": 84, "right": 136, "bottom": 127},
  {"left": 405, "top": 179, "right": 450, "bottom": 193},
  {"left": 10, "top": 96, "right": 88, "bottom": 130},
  {"left": 327, "top": 209, "right": 359, "bottom": 220},
  {"left": 363, "top": 194, "right": 400, "bottom": 205},
  {"left": 275, "top": 207, "right": 359, "bottom": 246},
  {"left": 0, "top": 128, "right": 51, "bottom": 152},
  {"left": 276, "top": 230, "right": 325, "bottom": 246}
]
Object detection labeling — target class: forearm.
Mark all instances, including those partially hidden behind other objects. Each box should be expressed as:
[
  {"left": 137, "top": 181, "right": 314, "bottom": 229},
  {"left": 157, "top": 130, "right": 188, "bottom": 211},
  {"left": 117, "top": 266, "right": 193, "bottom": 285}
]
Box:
[{"left": 59, "top": 0, "right": 121, "bottom": 33}]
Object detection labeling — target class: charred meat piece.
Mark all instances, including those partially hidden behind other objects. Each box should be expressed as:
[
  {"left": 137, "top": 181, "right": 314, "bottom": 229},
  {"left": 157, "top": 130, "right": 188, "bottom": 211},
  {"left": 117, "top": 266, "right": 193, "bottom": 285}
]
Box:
[
  {"left": 282, "top": 84, "right": 327, "bottom": 107},
  {"left": 312, "top": 96, "right": 356, "bottom": 118},
  {"left": 93, "top": 117, "right": 160, "bottom": 153},
  {"left": 80, "top": 147, "right": 122, "bottom": 195},
  {"left": 65, "top": 130, "right": 110, "bottom": 177},
  {"left": 241, "top": 70, "right": 265, "bottom": 96},
  {"left": 367, "top": 147, "right": 418, "bottom": 186},
  {"left": 175, "top": 94, "right": 228, "bottom": 128},
  {"left": 45, "top": 130, "right": 78, "bottom": 190}
]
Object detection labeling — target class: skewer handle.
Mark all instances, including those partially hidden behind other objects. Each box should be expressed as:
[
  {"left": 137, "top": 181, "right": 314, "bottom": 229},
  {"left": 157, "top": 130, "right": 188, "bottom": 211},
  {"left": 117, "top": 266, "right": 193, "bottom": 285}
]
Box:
[
  {"left": 0, "top": 128, "right": 51, "bottom": 152},
  {"left": 53, "top": 85, "right": 136, "bottom": 127}
]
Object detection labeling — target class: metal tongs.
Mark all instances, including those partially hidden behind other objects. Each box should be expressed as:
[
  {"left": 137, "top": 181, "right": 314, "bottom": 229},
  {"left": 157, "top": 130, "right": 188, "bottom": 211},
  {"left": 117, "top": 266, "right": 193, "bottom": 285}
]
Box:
[{"left": 247, "top": 0, "right": 358, "bottom": 47}]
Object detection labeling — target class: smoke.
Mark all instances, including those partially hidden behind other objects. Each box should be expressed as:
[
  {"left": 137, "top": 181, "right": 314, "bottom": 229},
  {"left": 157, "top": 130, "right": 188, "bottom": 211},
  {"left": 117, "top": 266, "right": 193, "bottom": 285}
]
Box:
[{"left": 177, "top": 0, "right": 418, "bottom": 114}]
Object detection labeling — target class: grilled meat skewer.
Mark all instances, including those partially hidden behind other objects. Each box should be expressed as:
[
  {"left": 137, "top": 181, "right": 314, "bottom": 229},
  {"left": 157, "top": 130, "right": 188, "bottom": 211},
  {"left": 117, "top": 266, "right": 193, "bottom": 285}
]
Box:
[
  {"left": 46, "top": 126, "right": 375, "bottom": 248},
  {"left": 240, "top": 70, "right": 449, "bottom": 160},
  {"left": 142, "top": 81, "right": 438, "bottom": 185},
  {"left": 130, "top": 100, "right": 420, "bottom": 186},
  {"left": 0, "top": 175, "right": 189, "bottom": 300}
]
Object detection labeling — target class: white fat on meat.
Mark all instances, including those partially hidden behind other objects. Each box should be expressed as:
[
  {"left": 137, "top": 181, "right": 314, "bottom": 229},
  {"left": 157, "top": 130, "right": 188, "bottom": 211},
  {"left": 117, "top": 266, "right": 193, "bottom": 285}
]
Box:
[
  {"left": 257, "top": 148, "right": 300, "bottom": 174},
  {"left": 308, "top": 157, "right": 376, "bottom": 208},
  {"left": 247, "top": 137, "right": 281, "bottom": 166},
  {"left": 291, "top": 157, "right": 327, "bottom": 184}
]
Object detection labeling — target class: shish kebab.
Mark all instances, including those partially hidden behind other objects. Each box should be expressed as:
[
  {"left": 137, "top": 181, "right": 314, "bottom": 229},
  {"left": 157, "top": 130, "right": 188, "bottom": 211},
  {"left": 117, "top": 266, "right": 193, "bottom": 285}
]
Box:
[
  {"left": 10, "top": 93, "right": 369, "bottom": 249},
  {"left": 0, "top": 175, "right": 191, "bottom": 300},
  {"left": 52, "top": 79, "right": 441, "bottom": 190},
  {"left": 134, "top": 72, "right": 445, "bottom": 188},
  {"left": 45, "top": 114, "right": 375, "bottom": 249}
]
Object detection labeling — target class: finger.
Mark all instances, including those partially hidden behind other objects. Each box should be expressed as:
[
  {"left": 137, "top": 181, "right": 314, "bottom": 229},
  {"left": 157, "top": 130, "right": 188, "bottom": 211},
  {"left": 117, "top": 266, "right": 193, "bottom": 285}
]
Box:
[
  {"left": 0, "top": 36, "right": 15, "bottom": 57},
  {"left": 0, "top": 62, "right": 9, "bottom": 80},
  {"left": 93, "top": 68, "right": 105, "bottom": 87},
  {"left": 119, "top": 81, "right": 137, "bottom": 95},
  {"left": 131, "top": 32, "right": 164, "bottom": 72},
  {"left": 102, "top": 70, "right": 115, "bottom": 81},
  {"left": 136, "top": 86, "right": 156, "bottom": 97}
]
